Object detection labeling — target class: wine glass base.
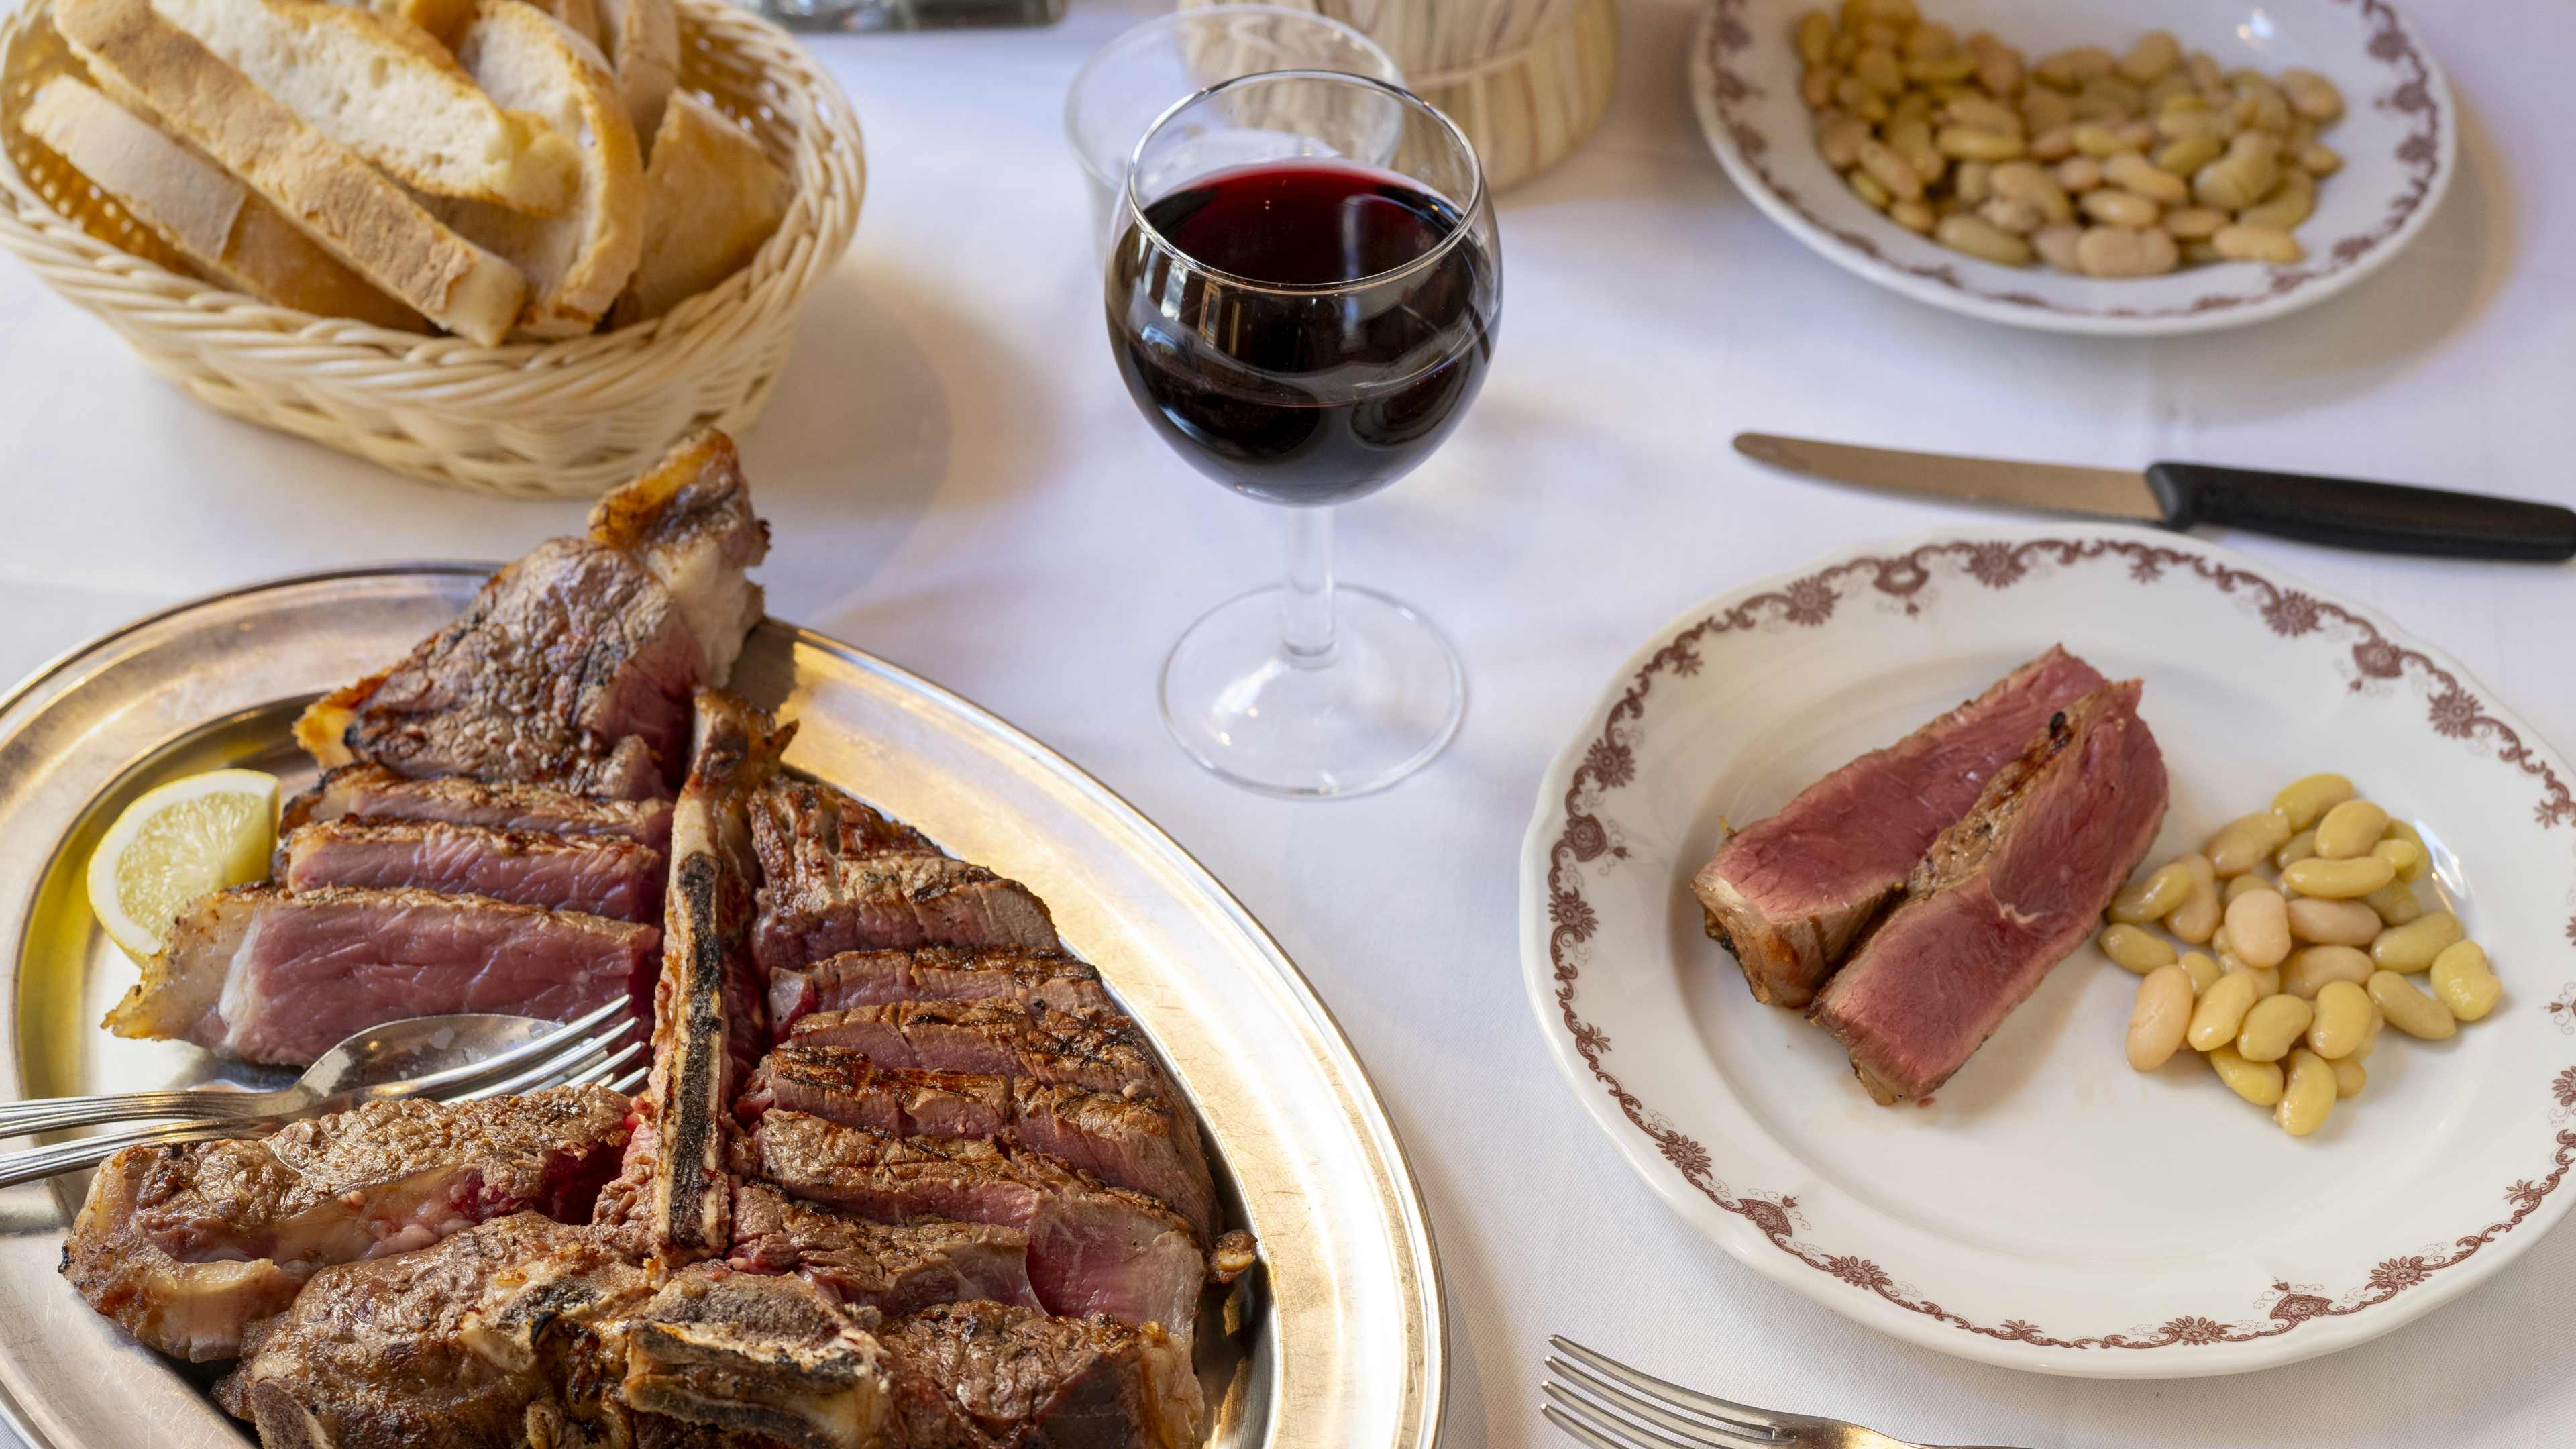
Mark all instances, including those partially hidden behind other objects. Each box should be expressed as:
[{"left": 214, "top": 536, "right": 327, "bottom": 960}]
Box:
[{"left": 1160, "top": 584, "right": 1465, "bottom": 799}]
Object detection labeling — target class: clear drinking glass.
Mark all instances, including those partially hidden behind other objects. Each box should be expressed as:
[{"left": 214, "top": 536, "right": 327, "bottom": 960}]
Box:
[
  {"left": 1065, "top": 6, "right": 1403, "bottom": 258},
  {"left": 1105, "top": 73, "right": 1500, "bottom": 797}
]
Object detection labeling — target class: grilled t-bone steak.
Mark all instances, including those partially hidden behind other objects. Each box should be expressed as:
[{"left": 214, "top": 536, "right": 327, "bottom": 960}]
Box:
[
  {"left": 768, "top": 947, "right": 1115, "bottom": 1040},
  {"left": 878, "top": 1300, "right": 1199, "bottom": 1449},
  {"left": 1691, "top": 645, "right": 2108, "bottom": 1009},
  {"left": 280, "top": 762, "right": 675, "bottom": 855},
  {"left": 749, "top": 1110, "right": 1210, "bottom": 1354},
  {"left": 750, "top": 781, "right": 1056, "bottom": 974},
  {"left": 278, "top": 820, "right": 665, "bottom": 922},
  {"left": 730, "top": 1182, "right": 1041, "bottom": 1317},
  {"left": 61, "top": 1087, "right": 627, "bottom": 1361},
  {"left": 621, "top": 1261, "right": 896, "bottom": 1449},
  {"left": 294, "top": 429, "right": 767, "bottom": 796},
  {"left": 1811, "top": 680, "right": 2168, "bottom": 1103},
  {"left": 743, "top": 1042, "right": 1219, "bottom": 1244},
  {"left": 215, "top": 1214, "right": 653, "bottom": 1448},
  {"left": 103, "top": 885, "right": 657, "bottom": 1065},
  {"left": 598, "top": 690, "right": 792, "bottom": 1267}
]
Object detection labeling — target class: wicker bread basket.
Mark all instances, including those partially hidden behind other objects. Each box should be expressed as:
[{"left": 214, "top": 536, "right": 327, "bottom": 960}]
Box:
[
  {"left": 1183, "top": 0, "right": 1616, "bottom": 191},
  {"left": 0, "top": 0, "right": 864, "bottom": 498}
]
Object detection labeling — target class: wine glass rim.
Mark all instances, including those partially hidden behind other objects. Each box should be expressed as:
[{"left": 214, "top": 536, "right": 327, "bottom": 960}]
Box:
[{"left": 1120, "top": 70, "right": 1488, "bottom": 298}]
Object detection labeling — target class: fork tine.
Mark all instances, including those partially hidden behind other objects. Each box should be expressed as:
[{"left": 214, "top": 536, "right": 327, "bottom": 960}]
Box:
[
  {"left": 1547, "top": 1360, "right": 1782, "bottom": 1449},
  {"left": 1550, "top": 1336, "right": 1801, "bottom": 1437},
  {"left": 1543, "top": 1403, "right": 1642, "bottom": 1449},
  {"left": 386, "top": 1000, "right": 633, "bottom": 1102},
  {"left": 449, "top": 1020, "right": 635, "bottom": 1102},
  {"left": 1542, "top": 1382, "right": 1741, "bottom": 1449},
  {"left": 608, "top": 1065, "right": 649, "bottom": 1096},
  {"left": 553, "top": 1040, "right": 647, "bottom": 1090}
]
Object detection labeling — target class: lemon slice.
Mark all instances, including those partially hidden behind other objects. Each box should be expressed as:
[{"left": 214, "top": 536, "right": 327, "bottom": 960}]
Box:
[{"left": 86, "top": 768, "right": 280, "bottom": 961}]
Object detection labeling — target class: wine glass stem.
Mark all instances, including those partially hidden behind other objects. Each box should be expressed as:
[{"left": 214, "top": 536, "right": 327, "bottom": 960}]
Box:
[{"left": 1280, "top": 506, "right": 1338, "bottom": 669}]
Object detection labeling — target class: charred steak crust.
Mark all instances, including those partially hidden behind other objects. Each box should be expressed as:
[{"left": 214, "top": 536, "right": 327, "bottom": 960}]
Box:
[
  {"left": 278, "top": 763, "right": 676, "bottom": 854},
  {"left": 767, "top": 947, "right": 1114, "bottom": 1040},
  {"left": 1809, "top": 680, "right": 2169, "bottom": 1104},
  {"left": 879, "top": 1300, "right": 1200, "bottom": 1449},
  {"left": 62, "top": 1087, "right": 629, "bottom": 1362},
  {"left": 1690, "top": 645, "right": 2109, "bottom": 1010},
  {"left": 729, "top": 1182, "right": 1041, "bottom": 1318}
]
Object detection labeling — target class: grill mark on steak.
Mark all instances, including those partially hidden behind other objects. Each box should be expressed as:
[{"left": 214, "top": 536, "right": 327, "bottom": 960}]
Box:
[
  {"left": 61, "top": 1087, "right": 628, "bottom": 1362},
  {"left": 748, "top": 1110, "right": 1208, "bottom": 1356},
  {"left": 767, "top": 947, "right": 1114, "bottom": 1040},
  {"left": 742, "top": 1042, "right": 1220, "bottom": 1244},
  {"left": 1810, "top": 680, "right": 2169, "bottom": 1104},
  {"left": 101, "top": 884, "right": 659, "bottom": 1066},
  {"left": 879, "top": 1300, "right": 1200, "bottom": 1449},
  {"left": 1690, "top": 645, "right": 2108, "bottom": 1010},
  {"left": 278, "top": 762, "right": 675, "bottom": 854},
  {"left": 749, "top": 781, "right": 1057, "bottom": 973},
  {"left": 278, "top": 818, "right": 665, "bottom": 922}
]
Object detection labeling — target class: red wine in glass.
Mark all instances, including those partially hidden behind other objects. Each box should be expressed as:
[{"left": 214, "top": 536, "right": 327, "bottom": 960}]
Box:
[{"left": 1108, "top": 159, "right": 1498, "bottom": 506}]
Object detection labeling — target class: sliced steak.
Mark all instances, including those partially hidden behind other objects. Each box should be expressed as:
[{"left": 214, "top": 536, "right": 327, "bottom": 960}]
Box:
[
  {"left": 217, "top": 1214, "right": 653, "bottom": 1449},
  {"left": 879, "top": 1300, "right": 1199, "bottom": 1449},
  {"left": 731, "top": 1182, "right": 1040, "bottom": 1317},
  {"left": 768, "top": 947, "right": 1114, "bottom": 1040},
  {"left": 749, "top": 780, "right": 1055, "bottom": 973},
  {"left": 1811, "top": 680, "right": 2169, "bottom": 1103},
  {"left": 584, "top": 429, "right": 771, "bottom": 694},
  {"left": 64, "top": 1087, "right": 628, "bottom": 1361},
  {"left": 279, "top": 761, "right": 675, "bottom": 853},
  {"left": 598, "top": 690, "right": 791, "bottom": 1266},
  {"left": 745, "top": 1042, "right": 1218, "bottom": 1244},
  {"left": 1691, "top": 645, "right": 2108, "bottom": 1009},
  {"left": 101, "top": 884, "right": 657, "bottom": 1065},
  {"left": 293, "top": 430, "right": 767, "bottom": 796},
  {"left": 623, "top": 1262, "right": 893, "bottom": 1449},
  {"left": 278, "top": 819, "right": 665, "bottom": 922},
  {"left": 751, "top": 777, "right": 937, "bottom": 874},
  {"left": 749, "top": 1110, "right": 1205, "bottom": 1353}
]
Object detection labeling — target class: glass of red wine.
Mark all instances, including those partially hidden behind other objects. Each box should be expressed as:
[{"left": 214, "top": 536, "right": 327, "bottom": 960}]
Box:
[{"left": 1106, "top": 71, "right": 1499, "bottom": 798}]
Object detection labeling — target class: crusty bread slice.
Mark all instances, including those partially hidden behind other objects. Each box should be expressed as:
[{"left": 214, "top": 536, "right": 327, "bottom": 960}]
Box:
[
  {"left": 426, "top": 0, "right": 641, "bottom": 338},
  {"left": 614, "top": 94, "right": 788, "bottom": 325},
  {"left": 149, "top": 0, "right": 580, "bottom": 215},
  {"left": 57, "top": 0, "right": 527, "bottom": 344},
  {"left": 594, "top": 0, "right": 674, "bottom": 146},
  {"left": 19, "top": 76, "right": 423, "bottom": 329},
  {"left": 525, "top": 0, "right": 600, "bottom": 49},
  {"left": 349, "top": 0, "right": 473, "bottom": 46}
]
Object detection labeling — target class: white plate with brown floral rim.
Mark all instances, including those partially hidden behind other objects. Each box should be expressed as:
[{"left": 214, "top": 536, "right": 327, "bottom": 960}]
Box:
[
  {"left": 1686, "top": 0, "right": 2455, "bottom": 335},
  {"left": 1519, "top": 523, "right": 2576, "bottom": 1377}
]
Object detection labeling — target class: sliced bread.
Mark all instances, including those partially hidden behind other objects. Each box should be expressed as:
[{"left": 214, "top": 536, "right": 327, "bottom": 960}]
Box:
[
  {"left": 614, "top": 94, "right": 788, "bottom": 324},
  {"left": 594, "top": 0, "right": 675, "bottom": 146},
  {"left": 525, "top": 0, "right": 600, "bottom": 50},
  {"left": 56, "top": 0, "right": 527, "bottom": 344},
  {"left": 348, "top": 0, "right": 474, "bottom": 46},
  {"left": 426, "top": 0, "right": 641, "bottom": 338},
  {"left": 150, "top": 0, "right": 580, "bottom": 215},
  {"left": 19, "top": 76, "right": 423, "bottom": 329}
]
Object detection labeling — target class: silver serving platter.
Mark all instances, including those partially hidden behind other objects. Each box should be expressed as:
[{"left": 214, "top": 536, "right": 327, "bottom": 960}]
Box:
[{"left": 0, "top": 566, "right": 1446, "bottom": 1449}]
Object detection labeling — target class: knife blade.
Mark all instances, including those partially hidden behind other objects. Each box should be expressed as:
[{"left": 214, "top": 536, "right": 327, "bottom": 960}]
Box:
[{"left": 1733, "top": 433, "right": 2576, "bottom": 562}]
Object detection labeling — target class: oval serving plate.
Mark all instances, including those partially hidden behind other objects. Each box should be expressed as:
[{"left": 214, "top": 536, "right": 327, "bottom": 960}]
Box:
[
  {"left": 0, "top": 566, "right": 1446, "bottom": 1449},
  {"left": 1688, "top": 0, "right": 2455, "bottom": 335},
  {"left": 1521, "top": 523, "right": 2576, "bottom": 1377}
]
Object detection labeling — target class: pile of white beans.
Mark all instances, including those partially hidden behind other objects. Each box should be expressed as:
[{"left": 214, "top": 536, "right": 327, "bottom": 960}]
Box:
[
  {"left": 2102, "top": 774, "right": 2499, "bottom": 1138},
  {"left": 1793, "top": 1, "right": 2345, "bottom": 275}
]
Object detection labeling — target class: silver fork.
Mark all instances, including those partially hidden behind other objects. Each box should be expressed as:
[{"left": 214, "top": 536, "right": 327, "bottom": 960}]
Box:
[
  {"left": 1543, "top": 1336, "right": 2031, "bottom": 1449},
  {"left": 0, "top": 1007, "right": 649, "bottom": 1191}
]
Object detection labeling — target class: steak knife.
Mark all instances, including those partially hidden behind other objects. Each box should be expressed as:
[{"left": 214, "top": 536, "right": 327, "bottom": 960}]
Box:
[{"left": 1733, "top": 433, "right": 2576, "bottom": 562}]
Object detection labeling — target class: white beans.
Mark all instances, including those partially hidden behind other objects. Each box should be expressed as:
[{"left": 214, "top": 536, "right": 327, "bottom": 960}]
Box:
[
  {"left": 2223, "top": 885, "right": 2290, "bottom": 969},
  {"left": 2100, "top": 775, "right": 2499, "bottom": 1136},
  {"left": 2368, "top": 971, "right": 2456, "bottom": 1040},
  {"left": 1794, "top": 9, "right": 2344, "bottom": 271},
  {"left": 2286, "top": 896, "right": 2380, "bottom": 947},
  {"left": 2313, "top": 799, "right": 2389, "bottom": 859},
  {"left": 2430, "top": 941, "right": 2501, "bottom": 1021},
  {"left": 2127, "top": 965, "right": 2194, "bottom": 1070}
]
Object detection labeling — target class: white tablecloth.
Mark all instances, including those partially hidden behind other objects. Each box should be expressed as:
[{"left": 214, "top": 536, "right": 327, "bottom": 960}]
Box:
[{"left": 3, "top": 0, "right": 2572, "bottom": 1443}]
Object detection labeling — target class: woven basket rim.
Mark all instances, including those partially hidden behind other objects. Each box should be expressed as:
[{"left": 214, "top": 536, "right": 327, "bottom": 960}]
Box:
[{"left": 0, "top": 0, "right": 865, "bottom": 379}]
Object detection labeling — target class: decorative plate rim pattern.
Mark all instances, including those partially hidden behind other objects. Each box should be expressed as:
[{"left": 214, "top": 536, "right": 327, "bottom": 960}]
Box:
[
  {"left": 1525, "top": 523, "right": 2576, "bottom": 1376},
  {"left": 1686, "top": 0, "right": 2457, "bottom": 335}
]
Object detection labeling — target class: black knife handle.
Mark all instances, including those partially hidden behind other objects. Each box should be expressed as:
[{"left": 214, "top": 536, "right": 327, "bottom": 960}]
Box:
[{"left": 2144, "top": 462, "right": 2576, "bottom": 561}]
